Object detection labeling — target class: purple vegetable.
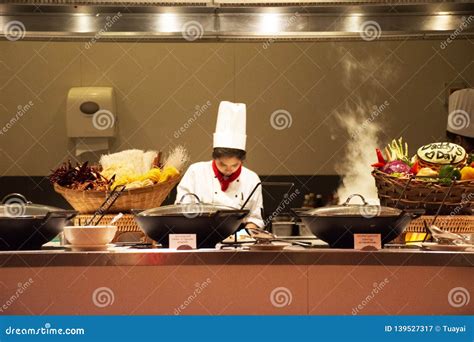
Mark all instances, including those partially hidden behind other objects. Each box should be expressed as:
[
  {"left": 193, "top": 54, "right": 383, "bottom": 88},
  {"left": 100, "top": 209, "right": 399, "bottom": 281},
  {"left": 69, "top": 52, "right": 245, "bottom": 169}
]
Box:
[{"left": 382, "top": 160, "right": 411, "bottom": 174}]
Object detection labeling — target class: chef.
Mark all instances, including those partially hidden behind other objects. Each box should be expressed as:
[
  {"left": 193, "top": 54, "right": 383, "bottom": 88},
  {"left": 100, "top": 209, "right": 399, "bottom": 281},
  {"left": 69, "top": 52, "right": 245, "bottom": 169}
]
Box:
[
  {"left": 176, "top": 101, "right": 264, "bottom": 229},
  {"left": 446, "top": 88, "right": 474, "bottom": 154}
]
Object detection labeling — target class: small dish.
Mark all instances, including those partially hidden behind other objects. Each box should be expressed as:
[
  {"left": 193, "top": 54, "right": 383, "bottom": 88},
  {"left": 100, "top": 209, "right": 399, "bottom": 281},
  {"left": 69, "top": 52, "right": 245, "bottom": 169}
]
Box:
[
  {"left": 63, "top": 225, "right": 117, "bottom": 247},
  {"left": 420, "top": 242, "right": 474, "bottom": 251}
]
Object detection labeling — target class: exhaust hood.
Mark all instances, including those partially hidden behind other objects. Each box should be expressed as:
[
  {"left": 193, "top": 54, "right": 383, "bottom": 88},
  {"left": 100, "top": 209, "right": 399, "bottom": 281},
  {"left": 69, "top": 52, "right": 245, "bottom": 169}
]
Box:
[{"left": 0, "top": 1, "right": 473, "bottom": 41}]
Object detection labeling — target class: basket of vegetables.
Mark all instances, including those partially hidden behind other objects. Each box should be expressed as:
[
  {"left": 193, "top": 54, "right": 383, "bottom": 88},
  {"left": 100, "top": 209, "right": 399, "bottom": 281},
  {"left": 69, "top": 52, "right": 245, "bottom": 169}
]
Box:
[
  {"left": 50, "top": 147, "right": 189, "bottom": 213},
  {"left": 371, "top": 138, "right": 474, "bottom": 214}
]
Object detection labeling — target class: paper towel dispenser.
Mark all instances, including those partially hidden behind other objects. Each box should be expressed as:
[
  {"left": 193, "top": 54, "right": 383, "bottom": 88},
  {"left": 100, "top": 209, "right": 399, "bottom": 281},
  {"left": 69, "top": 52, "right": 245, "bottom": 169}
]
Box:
[{"left": 67, "top": 87, "right": 117, "bottom": 138}]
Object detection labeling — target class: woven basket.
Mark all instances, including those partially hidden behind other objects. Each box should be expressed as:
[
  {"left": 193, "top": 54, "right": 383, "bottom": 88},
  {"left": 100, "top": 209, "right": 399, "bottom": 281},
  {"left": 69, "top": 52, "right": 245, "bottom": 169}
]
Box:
[
  {"left": 406, "top": 215, "right": 474, "bottom": 233},
  {"left": 54, "top": 176, "right": 180, "bottom": 214},
  {"left": 73, "top": 214, "right": 147, "bottom": 242},
  {"left": 372, "top": 169, "right": 474, "bottom": 215}
]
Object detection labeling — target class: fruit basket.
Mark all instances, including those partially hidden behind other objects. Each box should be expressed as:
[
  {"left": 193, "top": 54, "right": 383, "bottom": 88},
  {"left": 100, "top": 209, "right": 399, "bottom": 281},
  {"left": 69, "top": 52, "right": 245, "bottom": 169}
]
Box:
[{"left": 371, "top": 139, "right": 474, "bottom": 214}]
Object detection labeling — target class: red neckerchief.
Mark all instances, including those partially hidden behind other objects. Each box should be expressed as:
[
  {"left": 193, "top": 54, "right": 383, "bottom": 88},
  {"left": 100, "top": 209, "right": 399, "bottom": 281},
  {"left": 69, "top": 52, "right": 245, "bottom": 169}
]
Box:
[{"left": 212, "top": 160, "right": 242, "bottom": 192}]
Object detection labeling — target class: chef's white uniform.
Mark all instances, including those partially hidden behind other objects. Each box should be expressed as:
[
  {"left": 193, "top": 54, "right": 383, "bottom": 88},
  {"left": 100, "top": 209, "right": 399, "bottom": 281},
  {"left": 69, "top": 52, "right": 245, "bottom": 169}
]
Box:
[
  {"left": 175, "top": 160, "right": 264, "bottom": 228},
  {"left": 447, "top": 88, "right": 474, "bottom": 138}
]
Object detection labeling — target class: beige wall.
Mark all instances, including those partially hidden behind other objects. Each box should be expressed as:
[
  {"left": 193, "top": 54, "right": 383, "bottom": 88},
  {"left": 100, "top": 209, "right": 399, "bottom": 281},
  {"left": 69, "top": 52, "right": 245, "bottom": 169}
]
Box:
[{"left": 0, "top": 39, "right": 472, "bottom": 176}]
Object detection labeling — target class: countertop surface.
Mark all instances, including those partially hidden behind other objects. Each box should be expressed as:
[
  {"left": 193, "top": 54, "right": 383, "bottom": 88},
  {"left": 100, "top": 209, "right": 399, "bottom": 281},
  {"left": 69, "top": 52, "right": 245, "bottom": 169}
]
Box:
[{"left": 1, "top": 245, "right": 473, "bottom": 267}]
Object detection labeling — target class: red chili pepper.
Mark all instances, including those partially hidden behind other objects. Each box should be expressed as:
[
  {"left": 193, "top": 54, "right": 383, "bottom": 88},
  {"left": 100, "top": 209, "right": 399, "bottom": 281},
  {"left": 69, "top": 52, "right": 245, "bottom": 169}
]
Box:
[
  {"left": 410, "top": 160, "right": 420, "bottom": 175},
  {"left": 371, "top": 162, "right": 385, "bottom": 168},
  {"left": 376, "top": 148, "right": 386, "bottom": 164}
]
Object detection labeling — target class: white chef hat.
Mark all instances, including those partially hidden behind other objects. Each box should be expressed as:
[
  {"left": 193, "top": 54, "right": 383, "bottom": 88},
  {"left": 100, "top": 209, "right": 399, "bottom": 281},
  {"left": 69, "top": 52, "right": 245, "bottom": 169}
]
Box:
[
  {"left": 213, "top": 101, "right": 247, "bottom": 151},
  {"left": 447, "top": 88, "right": 474, "bottom": 138}
]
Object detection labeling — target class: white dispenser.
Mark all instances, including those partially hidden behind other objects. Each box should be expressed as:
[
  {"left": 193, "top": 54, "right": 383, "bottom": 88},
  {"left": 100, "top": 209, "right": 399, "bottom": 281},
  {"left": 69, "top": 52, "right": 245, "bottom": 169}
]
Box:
[{"left": 67, "top": 87, "right": 117, "bottom": 156}]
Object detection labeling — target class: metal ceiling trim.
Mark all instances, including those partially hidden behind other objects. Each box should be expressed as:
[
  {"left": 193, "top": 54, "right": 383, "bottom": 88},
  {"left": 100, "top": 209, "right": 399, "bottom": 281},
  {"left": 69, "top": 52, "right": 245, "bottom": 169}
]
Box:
[{"left": 0, "top": 2, "right": 473, "bottom": 41}]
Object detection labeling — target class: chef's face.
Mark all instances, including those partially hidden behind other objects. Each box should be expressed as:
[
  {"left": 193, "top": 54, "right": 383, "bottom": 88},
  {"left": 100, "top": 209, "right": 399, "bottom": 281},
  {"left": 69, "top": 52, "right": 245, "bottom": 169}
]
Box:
[{"left": 214, "top": 157, "right": 242, "bottom": 176}]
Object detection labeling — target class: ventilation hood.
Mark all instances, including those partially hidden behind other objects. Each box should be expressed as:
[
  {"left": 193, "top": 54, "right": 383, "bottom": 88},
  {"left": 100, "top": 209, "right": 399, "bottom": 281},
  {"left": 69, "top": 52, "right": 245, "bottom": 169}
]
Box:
[{"left": 0, "top": 0, "right": 473, "bottom": 41}]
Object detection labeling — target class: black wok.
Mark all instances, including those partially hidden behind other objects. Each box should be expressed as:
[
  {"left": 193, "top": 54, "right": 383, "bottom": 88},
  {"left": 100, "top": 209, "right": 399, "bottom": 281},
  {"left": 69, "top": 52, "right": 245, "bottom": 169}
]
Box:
[
  {"left": 295, "top": 194, "right": 424, "bottom": 248},
  {"left": 0, "top": 194, "right": 77, "bottom": 250},
  {"left": 133, "top": 193, "right": 249, "bottom": 248}
]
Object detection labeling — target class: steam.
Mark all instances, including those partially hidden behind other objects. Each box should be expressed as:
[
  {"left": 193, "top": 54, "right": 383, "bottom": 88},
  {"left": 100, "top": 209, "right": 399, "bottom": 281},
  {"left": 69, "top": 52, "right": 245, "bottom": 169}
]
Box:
[
  {"left": 335, "top": 101, "right": 383, "bottom": 204},
  {"left": 333, "top": 46, "right": 397, "bottom": 204}
]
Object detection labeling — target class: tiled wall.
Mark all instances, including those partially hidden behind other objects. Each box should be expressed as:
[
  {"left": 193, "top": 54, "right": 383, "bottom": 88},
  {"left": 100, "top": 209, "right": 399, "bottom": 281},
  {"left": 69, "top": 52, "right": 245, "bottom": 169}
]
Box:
[{"left": 0, "top": 39, "right": 473, "bottom": 177}]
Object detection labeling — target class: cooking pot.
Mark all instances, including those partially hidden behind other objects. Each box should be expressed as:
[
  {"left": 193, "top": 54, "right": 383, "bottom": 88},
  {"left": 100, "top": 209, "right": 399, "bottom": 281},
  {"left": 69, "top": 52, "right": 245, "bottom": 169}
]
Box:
[
  {"left": 294, "top": 194, "right": 424, "bottom": 248},
  {"left": 133, "top": 193, "right": 249, "bottom": 248},
  {"left": 0, "top": 193, "right": 77, "bottom": 250}
]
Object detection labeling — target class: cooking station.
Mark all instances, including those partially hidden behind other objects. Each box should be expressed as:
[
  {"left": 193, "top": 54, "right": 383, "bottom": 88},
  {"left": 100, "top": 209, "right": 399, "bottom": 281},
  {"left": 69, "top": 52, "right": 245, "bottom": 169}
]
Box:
[{"left": 0, "top": 246, "right": 473, "bottom": 316}]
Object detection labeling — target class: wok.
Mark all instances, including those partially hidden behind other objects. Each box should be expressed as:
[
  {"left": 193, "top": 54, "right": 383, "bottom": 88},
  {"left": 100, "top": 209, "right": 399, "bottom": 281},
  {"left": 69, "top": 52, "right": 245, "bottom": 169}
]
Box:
[
  {"left": 133, "top": 193, "right": 249, "bottom": 248},
  {"left": 294, "top": 194, "right": 424, "bottom": 248},
  {"left": 0, "top": 194, "right": 77, "bottom": 250}
]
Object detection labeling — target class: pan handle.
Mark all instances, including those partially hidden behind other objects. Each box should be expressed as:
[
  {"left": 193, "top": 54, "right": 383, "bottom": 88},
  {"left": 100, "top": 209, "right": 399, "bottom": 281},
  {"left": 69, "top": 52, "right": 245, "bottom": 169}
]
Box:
[
  {"left": 131, "top": 209, "right": 144, "bottom": 215},
  {"left": 43, "top": 210, "right": 78, "bottom": 223},
  {"left": 178, "top": 193, "right": 201, "bottom": 204},
  {"left": 288, "top": 208, "right": 299, "bottom": 219},
  {"left": 401, "top": 208, "right": 425, "bottom": 219},
  {"left": 215, "top": 210, "right": 249, "bottom": 219},
  {"left": 343, "top": 194, "right": 368, "bottom": 206}
]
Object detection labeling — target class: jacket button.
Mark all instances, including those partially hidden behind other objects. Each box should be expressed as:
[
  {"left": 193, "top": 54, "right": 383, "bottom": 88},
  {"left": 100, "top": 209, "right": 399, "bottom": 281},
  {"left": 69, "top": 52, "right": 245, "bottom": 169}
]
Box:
[
  {"left": 215, "top": 192, "right": 217, "bottom": 194},
  {"left": 235, "top": 195, "right": 238, "bottom": 198}
]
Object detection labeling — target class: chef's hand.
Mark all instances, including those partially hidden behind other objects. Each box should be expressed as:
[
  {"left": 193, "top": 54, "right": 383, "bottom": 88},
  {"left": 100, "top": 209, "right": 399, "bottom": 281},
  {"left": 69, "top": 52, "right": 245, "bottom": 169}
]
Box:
[{"left": 245, "top": 222, "right": 259, "bottom": 230}]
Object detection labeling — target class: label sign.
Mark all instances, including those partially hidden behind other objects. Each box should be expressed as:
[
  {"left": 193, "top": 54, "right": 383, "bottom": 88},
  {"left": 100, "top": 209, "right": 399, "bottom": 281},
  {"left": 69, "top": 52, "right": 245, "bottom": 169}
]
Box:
[
  {"left": 169, "top": 234, "right": 197, "bottom": 250},
  {"left": 354, "top": 234, "right": 381, "bottom": 250}
]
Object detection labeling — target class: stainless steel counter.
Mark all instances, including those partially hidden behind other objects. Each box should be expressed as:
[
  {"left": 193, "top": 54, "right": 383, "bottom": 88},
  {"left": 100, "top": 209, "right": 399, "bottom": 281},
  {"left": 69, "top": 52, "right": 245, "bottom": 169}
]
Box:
[
  {"left": 1, "top": 246, "right": 473, "bottom": 315},
  {"left": 1, "top": 246, "right": 473, "bottom": 268}
]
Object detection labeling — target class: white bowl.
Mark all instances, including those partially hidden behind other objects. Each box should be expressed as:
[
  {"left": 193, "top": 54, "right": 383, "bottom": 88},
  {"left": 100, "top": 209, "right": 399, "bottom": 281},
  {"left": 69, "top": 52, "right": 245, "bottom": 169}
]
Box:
[{"left": 64, "top": 225, "right": 117, "bottom": 246}]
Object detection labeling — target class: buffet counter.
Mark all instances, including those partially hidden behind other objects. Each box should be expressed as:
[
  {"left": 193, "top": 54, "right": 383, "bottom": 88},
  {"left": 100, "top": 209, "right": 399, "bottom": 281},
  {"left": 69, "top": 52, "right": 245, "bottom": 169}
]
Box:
[{"left": 0, "top": 247, "right": 473, "bottom": 316}]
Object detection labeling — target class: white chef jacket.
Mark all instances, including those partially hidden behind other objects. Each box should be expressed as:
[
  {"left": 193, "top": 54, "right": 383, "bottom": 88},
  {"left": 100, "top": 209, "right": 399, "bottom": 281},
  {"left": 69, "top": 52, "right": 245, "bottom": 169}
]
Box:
[{"left": 175, "top": 161, "right": 264, "bottom": 228}]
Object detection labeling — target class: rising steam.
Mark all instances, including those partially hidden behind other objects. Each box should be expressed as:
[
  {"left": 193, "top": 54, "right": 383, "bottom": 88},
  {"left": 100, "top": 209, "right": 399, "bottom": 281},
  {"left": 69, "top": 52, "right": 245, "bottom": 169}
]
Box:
[{"left": 333, "top": 46, "right": 397, "bottom": 204}]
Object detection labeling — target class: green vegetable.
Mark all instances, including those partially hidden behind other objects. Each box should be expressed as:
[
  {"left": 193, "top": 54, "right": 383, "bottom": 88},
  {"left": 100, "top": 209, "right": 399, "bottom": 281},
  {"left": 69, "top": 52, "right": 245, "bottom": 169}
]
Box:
[
  {"left": 438, "top": 165, "right": 461, "bottom": 184},
  {"left": 384, "top": 137, "right": 410, "bottom": 164}
]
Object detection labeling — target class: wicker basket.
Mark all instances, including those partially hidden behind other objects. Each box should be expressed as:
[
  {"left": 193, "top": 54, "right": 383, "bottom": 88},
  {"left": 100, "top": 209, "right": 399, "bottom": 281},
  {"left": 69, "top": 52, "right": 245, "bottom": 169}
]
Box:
[
  {"left": 54, "top": 176, "right": 180, "bottom": 213},
  {"left": 406, "top": 215, "right": 474, "bottom": 233},
  {"left": 73, "top": 214, "right": 148, "bottom": 242},
  {"left": 372, "top": 169, "right": 474, "bottom": 214}
]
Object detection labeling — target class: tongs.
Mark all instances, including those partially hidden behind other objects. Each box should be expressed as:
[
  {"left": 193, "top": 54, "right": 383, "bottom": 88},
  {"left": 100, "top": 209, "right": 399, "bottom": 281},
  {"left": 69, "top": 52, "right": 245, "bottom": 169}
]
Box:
[
  {"left": 86, "top": 185, "right": 126, "bottom": 226},
  {"left": 246, "top": 227, "right": 313, "bottom": 248},
  {"left": 423, "top": 177, "right": 470, "bottom": 246},
  {"left": 423, "top": 222, "right": 470, "bottom": 245}
]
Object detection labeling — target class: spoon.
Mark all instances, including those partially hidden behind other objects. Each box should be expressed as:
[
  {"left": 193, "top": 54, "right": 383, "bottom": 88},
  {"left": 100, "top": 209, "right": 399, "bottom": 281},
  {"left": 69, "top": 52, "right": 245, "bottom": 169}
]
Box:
[{"left": 110, "top": 212, "right": 124, "bottom": 225}]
